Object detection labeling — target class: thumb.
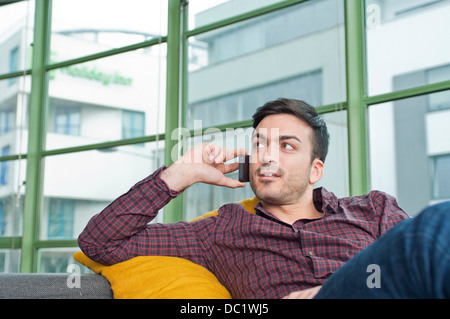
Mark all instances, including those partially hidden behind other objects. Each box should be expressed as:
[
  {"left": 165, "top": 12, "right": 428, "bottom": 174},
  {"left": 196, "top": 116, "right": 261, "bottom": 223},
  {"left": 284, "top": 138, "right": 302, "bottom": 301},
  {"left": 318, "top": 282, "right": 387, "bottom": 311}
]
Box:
[{"left": 216, "top": 176, "right": 246, "bottom": 189}]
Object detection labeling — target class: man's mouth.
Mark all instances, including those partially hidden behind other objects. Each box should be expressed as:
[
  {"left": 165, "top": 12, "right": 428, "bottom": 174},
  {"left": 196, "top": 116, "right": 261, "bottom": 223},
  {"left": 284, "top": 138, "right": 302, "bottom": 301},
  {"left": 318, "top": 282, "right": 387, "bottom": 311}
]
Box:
[
  {"left": 259, "top": 172, "right": 281, "bottom": 178},
  {"left": 257, "top": 166, "right": 282, "bottom": 180},
  {"left": 254, "top": 164, "right": 282, "bottom": 181}
]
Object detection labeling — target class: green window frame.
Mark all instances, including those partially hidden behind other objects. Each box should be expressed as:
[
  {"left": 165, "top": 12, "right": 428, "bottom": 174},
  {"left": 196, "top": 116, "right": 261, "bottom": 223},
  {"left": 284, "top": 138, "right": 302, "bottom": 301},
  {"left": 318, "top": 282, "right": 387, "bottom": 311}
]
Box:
[{"left": 0, "top": 0, "right": 449, "bottom": 272}]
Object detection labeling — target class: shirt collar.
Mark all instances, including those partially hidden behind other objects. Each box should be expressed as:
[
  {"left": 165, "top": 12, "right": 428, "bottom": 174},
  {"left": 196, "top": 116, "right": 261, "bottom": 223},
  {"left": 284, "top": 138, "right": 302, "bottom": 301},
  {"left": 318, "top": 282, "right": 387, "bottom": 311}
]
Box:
[
  {"left": 254, "top": 187, "right": 339, "bottom": 218},
  {"left": 313, "top": 187, "right": 339, "bottom": 215},
  {"left": 254, "top": 202, "right": 292, "bottom": 227}
]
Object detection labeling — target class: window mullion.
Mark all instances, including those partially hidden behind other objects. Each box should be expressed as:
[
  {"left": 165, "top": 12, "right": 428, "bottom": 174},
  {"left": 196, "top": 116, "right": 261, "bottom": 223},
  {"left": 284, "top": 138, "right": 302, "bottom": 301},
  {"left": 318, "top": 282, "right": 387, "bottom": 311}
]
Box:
[
  {"left": 163, "top": 0, "right": 185, "bottom": 223},
  {"left": 20, "top": 0, "right": 51, "bottom": 273},
  {"left": 344, "top": 0, "right": 370, "bottom": 196}
]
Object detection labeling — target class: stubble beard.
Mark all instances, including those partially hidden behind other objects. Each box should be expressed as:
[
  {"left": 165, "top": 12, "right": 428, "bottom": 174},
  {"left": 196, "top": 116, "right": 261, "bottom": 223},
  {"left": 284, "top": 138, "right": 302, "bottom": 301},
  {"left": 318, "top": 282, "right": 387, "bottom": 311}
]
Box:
[{"left": 250, "top": 171, "right": 309, "bottom": 206}]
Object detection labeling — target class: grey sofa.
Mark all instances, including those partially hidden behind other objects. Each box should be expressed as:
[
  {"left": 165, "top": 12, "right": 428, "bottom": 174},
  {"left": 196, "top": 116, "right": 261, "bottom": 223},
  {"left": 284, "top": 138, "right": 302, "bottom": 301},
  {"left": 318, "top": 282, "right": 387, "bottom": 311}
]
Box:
[{"left": 0, "top": 273, "right": 113, "bottom": 299}]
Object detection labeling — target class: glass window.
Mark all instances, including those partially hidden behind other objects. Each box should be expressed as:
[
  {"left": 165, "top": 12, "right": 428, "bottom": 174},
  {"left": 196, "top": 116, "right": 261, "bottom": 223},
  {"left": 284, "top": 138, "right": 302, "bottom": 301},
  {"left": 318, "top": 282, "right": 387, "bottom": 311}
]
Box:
[
  {"left": 432, "top": 154, "right": 450, "bottom": 200},
  {"left": 0, "top": 74, "right": 30, "bottom": 143},
  {"left": 0, "top": 249, "right": 21, "bottom": 273},
  {"left": 0, "top": 157, "right": 26, "bottom": 238},
  {"left": 369, "top": 90, "right": 450, "bottom": 216},
  {"left": 365, "top": 0, "right": 450, "bottom": 96},
  {"left": 0, "top": 75, "right": 27, "bottom": 238},
  {"left": 0, "top": 146, "right": 10, "bottom": 185},
  {"left": 38, "top": 248, "right": 91, "bottom": 274},
  {"left": 427, "top": 64, "right": 450, "bottom": 111},
  {"left": 46, "top": 47, "right": 166, "bottom": 150},
  {"left": 0, "top": 0, "right": 34, "bottom": 74},
  {"left": 187, "top": 71, "right": 323, "bottom": 129},
  {"left": 53, "top": 103, "right": 81, "bottom": 136},
  {"left": 187, "top": 0, "right": 346, "bottom": 129},
  {"left": 316, "top": 110, "right": 349, "bottom": 198},
  {"left": 122, "top": 110, "right": 145, "bottom": 139},
  {"left": 188, "top": 0, "right": 285, "bottom": 30},
  {"left": 9, "top": 47, "right": 19, "bottom": 71},
  {"left": 8, "top": 47, "right": 19, "bottom": 85},
  {"left": 0, "top": 202, "right": 4, "bottom": 235},
  {"left": 47, "top": 199, "right": 74, "bottom": 239},
  {"left": 41, "top": 141, "right": 165, "bottom": 240},
  {"left": 190, "top": 0, "right": 344, "bottom": 66},
  {"left": 50, "top": 0, "right": 168, "bottom": 63},
  {"left": 0, "top": 109, "right": 14, "bottom": 134},
  {"left": 0, "top": 74, "right": 31, "bottom": 197}
]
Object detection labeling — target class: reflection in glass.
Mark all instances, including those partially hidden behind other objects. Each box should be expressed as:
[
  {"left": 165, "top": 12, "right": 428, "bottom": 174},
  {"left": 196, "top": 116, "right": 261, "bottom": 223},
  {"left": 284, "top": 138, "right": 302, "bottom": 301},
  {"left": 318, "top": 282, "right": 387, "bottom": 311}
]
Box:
[
  {"left": 316, "top": 111, "right": 348, "bottom": 198},
  {"left": 427, "top": 64, "right": 450, "bottom": 112},
  {"left": 432, "top": 154, "right": 450, "bottom": 200},
  {"left": 41, "top": 141, "right": 165, "bottom": 240},
  {"left": 188, "top": 0, "right": 283, "bottom": 30},
  {"left": 38, "top": 248, "right": 92, "bottom": 274},
  {"left": 50, "top": 0, "right": 167, "bottom": 63},
  {"left": 0, "top": 76, "right": 29, "bottom": 238},
  {"left": 0, "top": 0, "right": 34, "bottom": 74},
  {"left": 0, "top": 249, "right": 21, "bottom": 273},
  {"left": 187, "top": 0, "right": 346, "bottom": 129},
  {"left": 365, "top": 0, "right": 450, "bottom": 96},
  {"left": 369, "top": 90, "right": 450, "bottom": 216},
  {"left": 0, "top": 160, "right": 25, "bottom": 237},
  {"left": 46, "top": 47, "right": 167, "bottom": 150}
]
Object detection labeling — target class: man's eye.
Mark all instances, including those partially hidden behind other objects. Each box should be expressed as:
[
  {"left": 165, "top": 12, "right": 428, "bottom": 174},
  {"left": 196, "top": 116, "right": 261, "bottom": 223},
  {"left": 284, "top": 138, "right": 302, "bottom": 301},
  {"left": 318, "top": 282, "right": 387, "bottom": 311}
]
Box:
[
  {"left": 282, "top": 143, "right": 294, "bottom": 150},
  {"left": 254, "top": 141, "right": 265, "bottom": 149}
]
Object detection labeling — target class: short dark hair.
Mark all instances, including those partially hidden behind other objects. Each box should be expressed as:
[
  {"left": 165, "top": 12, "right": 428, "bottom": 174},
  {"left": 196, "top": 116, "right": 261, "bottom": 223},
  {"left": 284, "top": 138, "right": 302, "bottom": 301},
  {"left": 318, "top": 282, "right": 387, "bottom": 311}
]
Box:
[{"left": 252, "top": 98, "right": 329, "bottom": 163}]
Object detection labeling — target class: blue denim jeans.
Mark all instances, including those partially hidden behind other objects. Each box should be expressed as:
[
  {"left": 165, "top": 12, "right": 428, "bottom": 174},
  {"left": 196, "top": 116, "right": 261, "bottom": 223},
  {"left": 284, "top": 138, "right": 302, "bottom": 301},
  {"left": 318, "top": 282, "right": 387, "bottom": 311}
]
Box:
[{"left": 315, "top": 201, "right": 450, "bottom": 299}]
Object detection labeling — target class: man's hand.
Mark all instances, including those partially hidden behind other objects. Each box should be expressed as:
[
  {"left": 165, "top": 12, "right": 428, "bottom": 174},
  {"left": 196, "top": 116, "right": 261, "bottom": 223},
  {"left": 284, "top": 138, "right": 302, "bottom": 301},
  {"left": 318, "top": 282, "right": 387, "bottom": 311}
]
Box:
[
  {"left": 161, "top": 143, "right": 247, "bottom": 192},
  {"left": 283, "top": 286, "right": 322, "bottom": 299}
]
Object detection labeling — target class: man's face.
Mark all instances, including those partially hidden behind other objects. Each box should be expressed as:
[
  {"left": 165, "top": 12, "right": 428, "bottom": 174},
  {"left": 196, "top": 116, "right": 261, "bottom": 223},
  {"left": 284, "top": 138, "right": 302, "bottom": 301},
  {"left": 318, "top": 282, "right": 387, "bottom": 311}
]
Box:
[{"left": 249, "top": 114, "right": 323, "bottom": 205}]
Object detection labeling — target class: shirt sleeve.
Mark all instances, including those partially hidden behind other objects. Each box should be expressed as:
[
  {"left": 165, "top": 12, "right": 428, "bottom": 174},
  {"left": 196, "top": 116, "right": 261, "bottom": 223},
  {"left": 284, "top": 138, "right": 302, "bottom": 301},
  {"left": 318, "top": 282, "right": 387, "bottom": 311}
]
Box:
[
  {"left": 77, "top": 166, "right": 213, "bottom": 267},
  {"left": 368, "top": 190, "right": 410, "bottom": 236}
]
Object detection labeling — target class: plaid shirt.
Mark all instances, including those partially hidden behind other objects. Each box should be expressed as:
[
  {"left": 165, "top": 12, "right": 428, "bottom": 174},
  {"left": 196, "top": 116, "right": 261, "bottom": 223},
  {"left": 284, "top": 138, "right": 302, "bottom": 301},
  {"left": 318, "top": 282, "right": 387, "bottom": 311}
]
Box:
[{"left": 79, "top": 166, "right": 409, "bottom": 299}]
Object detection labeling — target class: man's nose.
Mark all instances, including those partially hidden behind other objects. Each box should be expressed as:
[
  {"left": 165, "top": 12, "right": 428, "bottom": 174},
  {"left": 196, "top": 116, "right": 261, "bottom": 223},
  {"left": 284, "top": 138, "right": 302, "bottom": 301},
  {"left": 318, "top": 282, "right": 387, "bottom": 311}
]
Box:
[{"left": 260, "top": 144, "right": 279, "bottom": 164}]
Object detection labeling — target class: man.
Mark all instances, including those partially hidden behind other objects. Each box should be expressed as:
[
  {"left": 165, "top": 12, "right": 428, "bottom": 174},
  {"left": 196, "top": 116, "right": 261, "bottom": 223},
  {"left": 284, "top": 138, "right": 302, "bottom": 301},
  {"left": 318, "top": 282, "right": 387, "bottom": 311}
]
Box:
[{"left": 79, "top": 98, "right": 449, "bottom": 299}]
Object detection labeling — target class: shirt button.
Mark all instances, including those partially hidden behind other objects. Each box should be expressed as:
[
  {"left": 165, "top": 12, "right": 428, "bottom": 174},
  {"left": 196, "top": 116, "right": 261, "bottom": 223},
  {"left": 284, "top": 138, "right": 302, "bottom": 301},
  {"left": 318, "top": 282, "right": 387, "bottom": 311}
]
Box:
[{"left": 308, "top": 251, "right": 314, "bottom": 256}]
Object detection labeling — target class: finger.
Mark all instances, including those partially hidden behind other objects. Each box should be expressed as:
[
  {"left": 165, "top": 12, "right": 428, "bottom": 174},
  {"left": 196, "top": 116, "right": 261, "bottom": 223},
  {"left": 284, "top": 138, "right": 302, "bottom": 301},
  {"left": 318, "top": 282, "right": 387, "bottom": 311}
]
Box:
[
  {"left": 214, "top": 148, "right": 225, "bottom": 164},
  {"left": 282, "top": 286, "right": 322, "bottom": 299},
  {"left": 204, "top": 143, "right": 220, "bottom": 163},
  {"left": 204, "top": 144, "right": 247, "bottom": 167},
  {"left": 215, "top": 147, "right": 247, "bottom": 164},
  {"left": 221, "top": 162, "right": 240, "bottom": 174},
  {"left": 283, "top": 291, "right": 302, "bottom": 299},
  {"left": 226, "top": 147, "right": 247, "bottom": 162},
  {"left": 213, "top": 147, "right": 235, "bottom": 164},
  {"left": 217, "top": 176, "right": 246, "bottom": 189}
]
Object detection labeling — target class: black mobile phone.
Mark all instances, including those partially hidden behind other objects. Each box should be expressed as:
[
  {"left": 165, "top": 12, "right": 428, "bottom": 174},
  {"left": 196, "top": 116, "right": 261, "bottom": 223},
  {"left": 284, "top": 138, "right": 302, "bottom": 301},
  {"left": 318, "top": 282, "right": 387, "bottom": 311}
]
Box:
[{"left": 238, "top": 155, "right": 250, "bottom": 182}]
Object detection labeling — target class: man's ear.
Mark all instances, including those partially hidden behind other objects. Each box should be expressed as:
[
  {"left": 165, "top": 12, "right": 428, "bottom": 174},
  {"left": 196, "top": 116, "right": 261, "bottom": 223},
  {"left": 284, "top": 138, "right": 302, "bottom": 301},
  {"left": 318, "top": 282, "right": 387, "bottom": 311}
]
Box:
[{"left": 309, "top": 158, "right": 324, "bottom": 185}]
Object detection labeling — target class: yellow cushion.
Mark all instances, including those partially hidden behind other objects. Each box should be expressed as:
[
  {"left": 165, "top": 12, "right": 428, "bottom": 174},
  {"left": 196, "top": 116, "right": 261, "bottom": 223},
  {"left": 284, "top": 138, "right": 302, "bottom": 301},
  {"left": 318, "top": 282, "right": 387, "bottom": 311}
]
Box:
[
  {"left": 73, "top": 252, "right": 231, "bottom": 299},
  {"left": 74, "top": 196, "right": 259, "bottom": 299},
  {"left": 189, "top": 196, "right": 258, "bottom": 221}
]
